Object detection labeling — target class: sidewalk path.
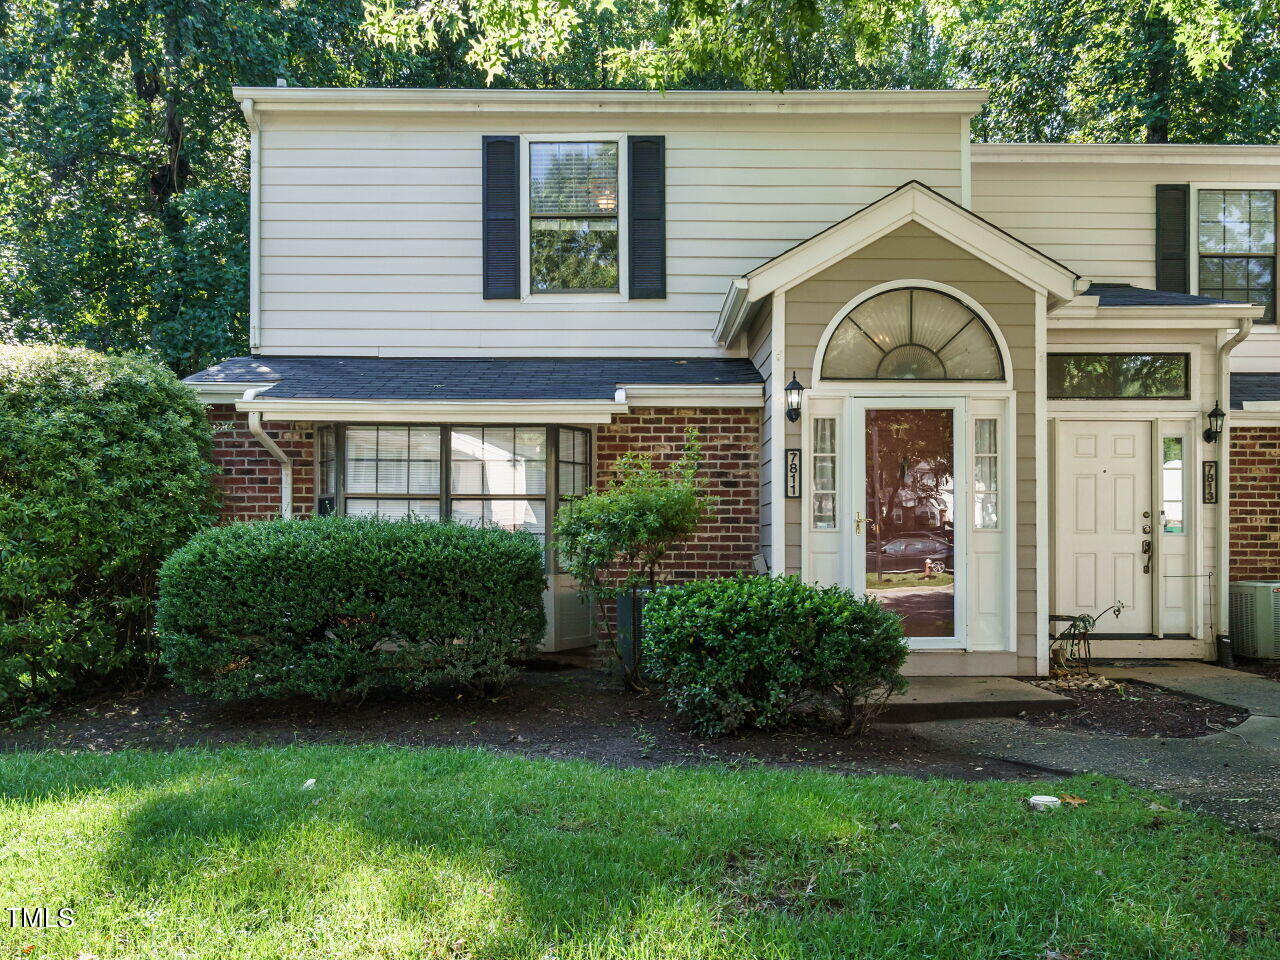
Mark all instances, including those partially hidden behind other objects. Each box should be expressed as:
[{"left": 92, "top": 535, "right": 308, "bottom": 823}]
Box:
[{"left": 909, "top": 662, "right": 1280, "bottom": 837}]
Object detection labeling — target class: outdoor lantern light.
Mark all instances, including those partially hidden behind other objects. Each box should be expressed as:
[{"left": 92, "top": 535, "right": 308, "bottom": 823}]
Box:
[
  {"left": 784, "top": 373, "right": 804, "bottom": 422},
  {"left": 1204, "top": 404, "right": 1225, "bottom": 443}
]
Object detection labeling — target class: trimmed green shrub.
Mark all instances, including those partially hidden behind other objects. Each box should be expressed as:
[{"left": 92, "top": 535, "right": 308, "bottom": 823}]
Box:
[
  {"left": 642, "top": 575, "right": 908, "bottom": 737},
  {"left": 0, "top": 344, "right": 217, "bottom": 718},
  {"left": 554, "top": 428, "right": 713, "bottom": 688},
  {"left": 157, "top": 516, "right": 547, "bottom": 701}
]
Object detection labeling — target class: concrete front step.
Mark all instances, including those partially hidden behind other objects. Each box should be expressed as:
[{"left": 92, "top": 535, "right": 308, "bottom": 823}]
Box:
[{"left": 881, "top": 676, "right": 1071, "bottom": 723}]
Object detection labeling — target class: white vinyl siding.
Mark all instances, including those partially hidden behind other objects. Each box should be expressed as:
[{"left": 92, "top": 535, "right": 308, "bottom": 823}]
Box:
[
  {"left": 970, "top": 151, "right": 1280, "bottom": 372},
  {"left": 256, "top": 112, "right": 965, "bottom": 358}
]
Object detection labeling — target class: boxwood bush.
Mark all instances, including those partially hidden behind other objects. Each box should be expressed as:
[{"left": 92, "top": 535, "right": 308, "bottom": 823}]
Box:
[
  {"left": 0, "top": 345, "right": 217, "bottom": 718},
  {"left": 157, "top": 516, "right": 547, "bottom": 701},
  {"left": 642, "top": 575, "right": 908, "bottom": 737}
]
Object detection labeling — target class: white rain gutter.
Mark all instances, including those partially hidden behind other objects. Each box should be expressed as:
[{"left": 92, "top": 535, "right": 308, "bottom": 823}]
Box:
[
  {"left": 243, "top": 386, "right": 292, "bottom": 519},
  {"left": 1215, "top": 315, "right": 1255, "bottom": 652}
]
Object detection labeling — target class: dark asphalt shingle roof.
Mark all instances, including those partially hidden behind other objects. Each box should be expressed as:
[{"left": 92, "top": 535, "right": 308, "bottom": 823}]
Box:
[
  {"left": 185, "top": 356, "right": 763, "bottom": 401},
  {"left": 1086, "top": 282, "right": 1240, "bottom": 308},
  {"left": 1231, "top": 373, "right": 1280, "bottom": 410}
]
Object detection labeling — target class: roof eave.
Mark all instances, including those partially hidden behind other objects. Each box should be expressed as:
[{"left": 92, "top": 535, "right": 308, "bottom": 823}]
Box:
[{"left": 231, "top": 87, "right": 991, "bottom": 117}]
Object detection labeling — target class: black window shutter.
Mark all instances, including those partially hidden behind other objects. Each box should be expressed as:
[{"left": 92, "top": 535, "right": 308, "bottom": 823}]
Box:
[
  {"left": 482, "top": 135, "right": 520, "bottom": 299},
  {"left": 1155, "top": 183, "right": 1190, "bottom": 293},
  {"left": 628, "top": 135, "right": 666, "bottom": 299}
]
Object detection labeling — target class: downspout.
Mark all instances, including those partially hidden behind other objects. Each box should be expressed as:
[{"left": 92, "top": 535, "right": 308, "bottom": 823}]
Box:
[
  {"left": 240, "top": 98, "right": 262, "bottom": 352},
  {"left": 243, "top": 387, "right": 293, "bottom": 519},
  {"left": 1215, "top": 316, "right": 1252, "bottom": 661}
]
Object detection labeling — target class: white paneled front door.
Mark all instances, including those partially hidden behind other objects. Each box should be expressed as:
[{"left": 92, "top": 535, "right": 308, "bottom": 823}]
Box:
[{"left": 1054, "top": 421, "right": 1154, "bottom": 634}]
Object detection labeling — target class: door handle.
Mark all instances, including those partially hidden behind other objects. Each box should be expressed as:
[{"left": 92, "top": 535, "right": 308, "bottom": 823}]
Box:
[
  {"left": 855, "top": 512, "right": 875, "bottom": 536},
  {"left": 1142, "top": 539, "right": 1152, "bottom": 574}
]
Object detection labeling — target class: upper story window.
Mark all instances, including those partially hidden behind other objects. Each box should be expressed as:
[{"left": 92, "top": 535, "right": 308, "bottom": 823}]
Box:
[
  {"left": 1197, "top": 189, "right": 1275, "bottom": 322},
  {"left": 529, "top": 141, "right": 620, "bottom": 294}
]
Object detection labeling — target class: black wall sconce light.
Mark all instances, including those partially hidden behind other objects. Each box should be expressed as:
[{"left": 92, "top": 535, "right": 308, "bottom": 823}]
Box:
[
  {"left": 1203, "top": 404, "right": 1225, "bottom": 444},
  {"left": 785, "top": 372, "right": 804, "bottom": 422}
]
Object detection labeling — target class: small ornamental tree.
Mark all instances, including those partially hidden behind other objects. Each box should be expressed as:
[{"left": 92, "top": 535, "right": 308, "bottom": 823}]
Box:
[
  {"left": 554, "top": 428, "right": 714, "bottom": 688},
  {"left": 0, "top": 345, "right": 217, "bottom": 718}
]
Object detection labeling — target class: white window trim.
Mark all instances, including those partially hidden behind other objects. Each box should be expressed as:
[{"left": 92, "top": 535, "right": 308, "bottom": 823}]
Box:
[
  {"left": 1188, "top": 181, "right": 1278, "bottom": 331},
  {"left": 520, "top": 132, "right": 629, "bottom": 304}
]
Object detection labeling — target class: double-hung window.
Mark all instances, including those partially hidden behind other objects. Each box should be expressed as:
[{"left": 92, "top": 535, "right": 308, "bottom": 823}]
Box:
[
  {"left": 1197, "top": 189, "right": 1276, "bottom": 322},
  {"left": 529, "top": 140, "right": 620, "bottom": 294}
]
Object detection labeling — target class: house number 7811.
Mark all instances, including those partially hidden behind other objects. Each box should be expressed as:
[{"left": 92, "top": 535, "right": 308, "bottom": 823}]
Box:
[{"left": 785, "top": 449, "right": 801, "bottom": 499}]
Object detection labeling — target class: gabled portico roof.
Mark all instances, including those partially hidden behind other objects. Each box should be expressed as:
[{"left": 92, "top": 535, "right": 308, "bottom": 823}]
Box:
[{"left": 715, "top": 180, "right": 1088, "bottom": 345}]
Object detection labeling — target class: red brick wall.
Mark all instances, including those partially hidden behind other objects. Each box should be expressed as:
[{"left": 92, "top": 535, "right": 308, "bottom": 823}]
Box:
[
  {"left": 1230, "top": 425, "right": 1280, "bottom": 581},
  {"left": 594, "top": 407, "right": 761, "bottom": 582},
  {"left": 208, "top": 404, "right": 315, "bottom": 522}
]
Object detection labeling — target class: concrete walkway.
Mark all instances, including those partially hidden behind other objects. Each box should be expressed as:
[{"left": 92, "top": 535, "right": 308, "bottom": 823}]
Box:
[{"left": 908, "top": 662, "right": 1280, "bottom": 837}]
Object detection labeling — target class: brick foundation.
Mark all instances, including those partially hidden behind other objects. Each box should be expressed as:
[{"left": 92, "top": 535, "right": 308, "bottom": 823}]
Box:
[
  {"left": 594, "top": 407, "right": 762, "bottom": 583},
  {"left": 208, "top": 403, "right": 315, "bottom": 522},
  {"left": 1230, "top": 425, "right": 1280, "bottom": 581}
]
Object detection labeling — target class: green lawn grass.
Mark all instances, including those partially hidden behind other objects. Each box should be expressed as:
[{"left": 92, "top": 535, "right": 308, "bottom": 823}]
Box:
[{"left": 0, "top": 746, "right": 1275, "bottom": 959}]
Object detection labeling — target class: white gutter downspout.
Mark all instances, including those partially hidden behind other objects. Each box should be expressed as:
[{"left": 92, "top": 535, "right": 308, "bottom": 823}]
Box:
[
  {"left": 243, "top": 387, "right": 292, "bottom": 519},
  {"left": 1215, "top": 316, "right": 1253, "bottom": 658},
  {"left": 240, "top": 98, "right": 262, "bottom": 352}
]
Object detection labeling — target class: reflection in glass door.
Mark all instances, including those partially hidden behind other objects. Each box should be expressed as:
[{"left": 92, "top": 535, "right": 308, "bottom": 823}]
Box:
[{"left": 863, "top": 409, "right": 955, "bottom": 638}]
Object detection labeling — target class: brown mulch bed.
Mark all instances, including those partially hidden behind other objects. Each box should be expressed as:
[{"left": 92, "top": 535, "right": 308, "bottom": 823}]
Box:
[
  {"left": 1024, "top": 676, "right": 1247, "bottom": 738},
  {"left": 1232, "top": 657, "right": 1280, "bottom": 683},
  {"left": 0, "top": 661, "right": 1046, "bottom": 782}
]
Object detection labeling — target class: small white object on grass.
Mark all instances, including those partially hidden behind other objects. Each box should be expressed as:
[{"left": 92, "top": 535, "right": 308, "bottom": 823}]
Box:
[
  {"left": 1027, "top": 795, "right": 1061, "bottom": 811},
  {"left": 301, "top": 778, "right": 316, "bottom": 790}
]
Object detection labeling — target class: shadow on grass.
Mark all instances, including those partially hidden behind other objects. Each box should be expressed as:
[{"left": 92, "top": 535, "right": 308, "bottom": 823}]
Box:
[{"left": 0, "top": 746, "right": 1277, "bottom": 959}]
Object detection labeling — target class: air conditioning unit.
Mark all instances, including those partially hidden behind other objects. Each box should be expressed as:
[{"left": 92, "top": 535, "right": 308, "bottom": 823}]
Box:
[{"left": 1228, "top": 581, "right": 1280, "bottom": 659}]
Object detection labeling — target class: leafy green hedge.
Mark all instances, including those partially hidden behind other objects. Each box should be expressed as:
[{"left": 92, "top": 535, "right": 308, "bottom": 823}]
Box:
[
  {"left": 642, "top": 575, "right": 908, "bottom": 736},
  {"left": 157, "top": 516, "right": 547, "bottom": 701},
  {"left": 0, "top": 345, "right": 217, "bottom": 718}
]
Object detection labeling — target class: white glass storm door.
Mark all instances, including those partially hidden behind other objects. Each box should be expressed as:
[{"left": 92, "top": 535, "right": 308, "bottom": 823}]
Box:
[{"left": 850, "top": 398, "right": 968, "bottom": 649}]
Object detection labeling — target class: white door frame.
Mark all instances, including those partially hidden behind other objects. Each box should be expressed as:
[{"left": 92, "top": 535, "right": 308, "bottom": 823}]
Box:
[
  {"left": 849, "top": 396, "right": 970, "bottom": 651},
  {"left": 1050, "top": 412, "right": 1204, "bottom": 639}
]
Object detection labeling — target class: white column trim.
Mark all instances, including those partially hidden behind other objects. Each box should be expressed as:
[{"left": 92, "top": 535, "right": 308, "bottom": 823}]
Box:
[
  {"left": 1035, "top": 289, "right": 1050, "bottom": 676},
  {"left": 770, "top": 290, "right": 787, "bottom": 574}
]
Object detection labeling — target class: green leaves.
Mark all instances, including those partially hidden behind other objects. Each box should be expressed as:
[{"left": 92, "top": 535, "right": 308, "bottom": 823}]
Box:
[
  {"left": 156, "top": 515, "right": 548, "bottom": 702},
  {"left": 0, "top": 344, "right": 218, "bottom": 716},
  {"left": 642, "top": 575, "right": 908, "bottom": 737}
]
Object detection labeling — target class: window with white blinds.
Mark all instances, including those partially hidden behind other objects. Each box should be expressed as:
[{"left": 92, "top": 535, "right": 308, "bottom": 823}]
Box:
[
  {"left": 529, "top": 141, "right": 620, "bottom": 293},
  {"left": 337, "top": 425, "right": 590, "bottom": 544}
]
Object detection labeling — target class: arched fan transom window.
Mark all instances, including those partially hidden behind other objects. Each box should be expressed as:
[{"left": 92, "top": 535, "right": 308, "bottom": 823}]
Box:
[{"left": 821, "top": 288, "right": 1005, "bottom": 382}]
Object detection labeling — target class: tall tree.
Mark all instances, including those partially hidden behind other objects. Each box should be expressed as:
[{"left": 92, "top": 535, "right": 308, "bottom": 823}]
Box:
[
  {"left": 943, "top": 0, "right": 1280, "bottom": 143},
  {"left": 0, "top": 0, "right": 482, "bottom": 375}
]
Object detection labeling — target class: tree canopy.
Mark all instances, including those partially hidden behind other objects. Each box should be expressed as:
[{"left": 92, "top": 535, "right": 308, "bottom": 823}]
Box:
[{"left": 0, "top": 0, "right": 1276, "bottom": 373}]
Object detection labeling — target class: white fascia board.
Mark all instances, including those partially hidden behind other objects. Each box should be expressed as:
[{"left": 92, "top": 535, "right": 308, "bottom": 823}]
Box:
[
  {"left": 190, "top": 381, "right": 275, "bottom": 404},
  {"left": 973, "top": 143, "right": 1280, "bottom": 166},
  {"left": 1051, "top": 305, "right": 1264, "bottom": 331},
  {"left": 232, "top": 87, "right": 990, "bottom": 117},
  {"left": 235, "top": 398, "right": 626, "bottom": 424},
  {"left": 620, "top": 384, "right": 764, "bottom": 407},
  {"left": 743, "top": 183, "right": 1082, "bottom": 304},
  {"left": 1240, "top": 402, "right": 1280, "bottom": 413}
]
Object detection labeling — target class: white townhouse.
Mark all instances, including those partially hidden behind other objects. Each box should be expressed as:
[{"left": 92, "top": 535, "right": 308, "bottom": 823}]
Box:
[{"left": 186, "top": 87, "right": 1279, "bottom": 675}]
